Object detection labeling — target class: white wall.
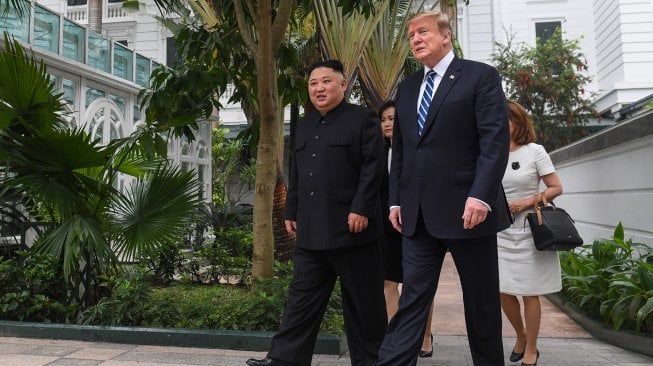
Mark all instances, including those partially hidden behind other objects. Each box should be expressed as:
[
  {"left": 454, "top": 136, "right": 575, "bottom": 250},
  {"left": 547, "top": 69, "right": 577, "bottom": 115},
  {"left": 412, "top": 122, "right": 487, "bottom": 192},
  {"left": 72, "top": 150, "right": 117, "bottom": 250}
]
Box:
[
  {"left": 593, "top": 0, "right": 653, "bottom": 114},
  {"left": 462, "top": 0, "right": 599, "bottom": 97},
  {"left": 550, "top": 110, "right": 653, "bottom": 247}
]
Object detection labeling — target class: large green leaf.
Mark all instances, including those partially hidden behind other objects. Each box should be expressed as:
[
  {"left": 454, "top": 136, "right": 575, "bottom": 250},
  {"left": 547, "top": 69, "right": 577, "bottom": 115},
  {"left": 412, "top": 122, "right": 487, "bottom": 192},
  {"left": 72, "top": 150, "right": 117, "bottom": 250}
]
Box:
[
  {"left": 0, "top": 36, "right": 63, "bottom": 132},
  {"left": 109, "top": 163, "right": 202, "bottom": 261}
]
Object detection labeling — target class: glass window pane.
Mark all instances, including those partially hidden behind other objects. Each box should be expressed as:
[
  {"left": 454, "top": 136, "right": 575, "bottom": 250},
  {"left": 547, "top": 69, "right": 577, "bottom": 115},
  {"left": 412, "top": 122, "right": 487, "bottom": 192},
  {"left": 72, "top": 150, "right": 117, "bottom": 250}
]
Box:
[
  {"left": 63, "top": 78, "right": 77, "bottom": 107},
  {"left": 109, "top": 94, "right": 125, "bottom": 115},
  {"left": 0, "top": 1, "right": 29, "bottom": 42},
  {"left": 133, "top": 104, "right": 142, "bottom": 123},
  {"left": 135, "top": 54, "right": 150, "bottom": 87},
  {"left": 63, "top": 20, "right": 85, "bottom": 62},
  {"left": 33, "top": 5, "right": 60, "bottom": 53},
  {"left": 86, "top": 87, "right": 106, "bottom": 108},
  {"left": 49, "top": 73, "right": 58, "bottom": 88},
  {"left": 535, "top": 21, "right": 561, "bottom": 45},
  {"left": 87, "top": 31, "right": 110, "bottom": 72},
  {"left": 113, "top": 43, "right": 133, "bottom": 81}
]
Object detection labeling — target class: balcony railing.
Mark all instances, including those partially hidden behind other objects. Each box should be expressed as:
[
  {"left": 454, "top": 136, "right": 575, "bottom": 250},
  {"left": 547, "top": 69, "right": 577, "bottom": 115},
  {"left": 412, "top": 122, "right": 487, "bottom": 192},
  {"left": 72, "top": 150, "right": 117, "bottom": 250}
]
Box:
[
  {"left": 67, "top": 2, "right": 133, "bottom": 23},
  {"left": 1, "top": 0, "right": 158, "bottom": 87}
]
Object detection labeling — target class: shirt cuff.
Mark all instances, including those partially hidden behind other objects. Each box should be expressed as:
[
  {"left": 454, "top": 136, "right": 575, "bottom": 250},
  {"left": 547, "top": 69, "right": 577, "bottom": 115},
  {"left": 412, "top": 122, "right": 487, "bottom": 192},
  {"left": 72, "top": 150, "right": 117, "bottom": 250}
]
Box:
[
  {"left": 389, "top": 205, "right": 400, "bottom": 210},
  {"left": 469, "top": 197, "right": 492, "bottom": 211}
]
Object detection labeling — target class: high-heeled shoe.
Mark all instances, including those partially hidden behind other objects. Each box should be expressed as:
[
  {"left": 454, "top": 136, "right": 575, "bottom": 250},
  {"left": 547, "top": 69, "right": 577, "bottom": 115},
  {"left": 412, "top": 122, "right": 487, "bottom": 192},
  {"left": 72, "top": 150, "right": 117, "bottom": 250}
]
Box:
[
  {"left": 509, "top": 349, "right": 524, "bottom": 362},
  {"left": 418, "top": 334, "right": 434, "bottom": 358},
  {"left": 520, "top": 350, "right": 539, "bottom": 366}
]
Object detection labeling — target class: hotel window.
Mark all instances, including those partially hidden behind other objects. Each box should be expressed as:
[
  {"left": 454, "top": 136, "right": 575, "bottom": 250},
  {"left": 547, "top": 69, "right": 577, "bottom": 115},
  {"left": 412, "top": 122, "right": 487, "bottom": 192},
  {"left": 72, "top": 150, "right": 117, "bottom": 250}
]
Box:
[{"left": 535, "top": 21, "right": 561, "bottom": 45}]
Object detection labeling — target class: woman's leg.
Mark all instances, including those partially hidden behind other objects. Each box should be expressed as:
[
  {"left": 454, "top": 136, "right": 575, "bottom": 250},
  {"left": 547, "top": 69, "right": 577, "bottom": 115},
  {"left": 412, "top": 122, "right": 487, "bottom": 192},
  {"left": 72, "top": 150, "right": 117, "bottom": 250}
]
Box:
[
  {"left": 522, "top": 295, "right": 542, "bottom": 364},
  {"left": 420, "top": 301, "right": 435, "bottom": 352},
  {"left": 384, "top": 280, "right": 400, "bottom": 321},
  {"left": 500, "top": 293, "right": 526, "bottom": 353}
]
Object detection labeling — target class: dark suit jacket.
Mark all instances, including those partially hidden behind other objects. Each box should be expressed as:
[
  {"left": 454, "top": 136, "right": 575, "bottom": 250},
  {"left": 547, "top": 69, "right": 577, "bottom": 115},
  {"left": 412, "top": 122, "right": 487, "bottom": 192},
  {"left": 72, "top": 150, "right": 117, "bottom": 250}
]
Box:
[
  {"left": 286, "top": 101, "right": 385, "bottom": 250},
  {"left": 389, "top": 57, "right": 511, "bottom": 238}
]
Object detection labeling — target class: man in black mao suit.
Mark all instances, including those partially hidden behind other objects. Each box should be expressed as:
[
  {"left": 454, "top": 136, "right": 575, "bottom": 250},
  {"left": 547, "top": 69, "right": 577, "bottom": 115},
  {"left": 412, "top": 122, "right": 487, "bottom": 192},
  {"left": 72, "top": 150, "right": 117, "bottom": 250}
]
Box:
[
  {"left": 246, "top": 60, "right": 387, "bottom": 366},
  {"left": 375, "top": 11, "right": 511, "bottom": 366}
]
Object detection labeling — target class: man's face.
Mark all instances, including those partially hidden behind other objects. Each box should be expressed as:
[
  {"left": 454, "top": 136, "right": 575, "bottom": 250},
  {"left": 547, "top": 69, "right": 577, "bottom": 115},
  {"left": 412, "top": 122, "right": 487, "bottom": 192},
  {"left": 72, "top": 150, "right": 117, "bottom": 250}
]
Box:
[
  {"left": 407, "top": 17, "right": 451, "bottom": 68},
  {"left": 308, "top": 67, "right": 347, "bottom": 114}
]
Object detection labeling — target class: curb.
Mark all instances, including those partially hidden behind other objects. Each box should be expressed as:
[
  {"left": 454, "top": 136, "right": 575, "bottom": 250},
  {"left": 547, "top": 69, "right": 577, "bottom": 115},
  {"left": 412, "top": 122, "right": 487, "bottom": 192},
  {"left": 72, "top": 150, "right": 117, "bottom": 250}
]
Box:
[
  {"left": 0, "top": 321, "right": 348, "bottom": 355},
  {"left": 545, "top": 293, "right": 653, "bottom": 357}
]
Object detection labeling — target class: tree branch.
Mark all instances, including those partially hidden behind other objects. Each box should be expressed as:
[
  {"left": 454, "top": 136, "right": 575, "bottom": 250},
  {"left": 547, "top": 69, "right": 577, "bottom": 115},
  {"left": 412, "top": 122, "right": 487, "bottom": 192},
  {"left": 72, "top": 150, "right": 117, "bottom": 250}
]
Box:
[
  {"left": 271, "top": 0, "right": 295, "bottom": 51},
  {"left": 234, "top": 0, "right": 257, "bottom": 54}
]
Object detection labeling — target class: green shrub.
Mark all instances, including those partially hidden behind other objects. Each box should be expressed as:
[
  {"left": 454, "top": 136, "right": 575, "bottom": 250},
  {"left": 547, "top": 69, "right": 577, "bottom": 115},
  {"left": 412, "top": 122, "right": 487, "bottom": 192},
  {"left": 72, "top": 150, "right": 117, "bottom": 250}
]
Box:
[
  {"left": 190, "top": 227, "right": 253, "bottom": 284},
  {"left": 80, "top": 269, "right": 180, "bottom": 327},
  {"left": 0, "top": 251, "right": 76, "bottom": 322},
  {"left": 150, "top": 261, "right": 344, "bottom": 334},
  {"left": 560, "top": 223, "right": 653, "bottom": 333}
]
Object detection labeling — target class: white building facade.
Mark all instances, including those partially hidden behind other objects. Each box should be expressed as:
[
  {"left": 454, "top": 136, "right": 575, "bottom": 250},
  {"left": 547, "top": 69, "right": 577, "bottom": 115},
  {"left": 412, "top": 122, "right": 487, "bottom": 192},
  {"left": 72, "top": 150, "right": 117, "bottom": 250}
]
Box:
[
  {"left": 457, "top": 0, "right": 653, "bottom": 118},
  {"left": 1, "top": 0, "right": 213, "bottom": 201}
]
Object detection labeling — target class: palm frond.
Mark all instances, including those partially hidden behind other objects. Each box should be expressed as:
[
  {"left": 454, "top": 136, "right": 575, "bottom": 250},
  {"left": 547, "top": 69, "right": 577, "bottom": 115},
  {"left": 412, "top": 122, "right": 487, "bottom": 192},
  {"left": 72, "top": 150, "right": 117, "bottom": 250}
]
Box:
[
  {"left": 357, "top": 0, "right": 428, "bottom": 111},
  {"left": 0, "top": 36, "right": 64, "bottom": 132},
  {"left": 313, "top": 0, "right": 390, "bottom": 91},
  {"left": 109, "top": 163, "right": 202, "bottom": 261},
  {"left": 37, "top": 215, "right": 116, "bottom": 280}
]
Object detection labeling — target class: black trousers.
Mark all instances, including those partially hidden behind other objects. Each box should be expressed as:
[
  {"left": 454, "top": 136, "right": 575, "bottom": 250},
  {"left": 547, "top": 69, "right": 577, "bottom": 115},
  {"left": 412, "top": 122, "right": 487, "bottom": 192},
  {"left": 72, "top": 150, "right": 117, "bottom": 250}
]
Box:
[
  {"left": 268, "top": 242, "right": 387, "bottom": 366},
  {"left": 376, "top": 215, "right": 504, "bottom": 366}
]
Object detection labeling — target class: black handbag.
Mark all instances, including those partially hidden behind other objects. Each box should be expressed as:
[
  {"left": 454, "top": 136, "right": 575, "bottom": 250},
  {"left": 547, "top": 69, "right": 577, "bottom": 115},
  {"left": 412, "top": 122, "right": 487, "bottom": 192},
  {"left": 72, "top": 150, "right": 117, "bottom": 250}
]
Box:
[{"left": 525, "top": 193, "right": 583, "bottom": 251}]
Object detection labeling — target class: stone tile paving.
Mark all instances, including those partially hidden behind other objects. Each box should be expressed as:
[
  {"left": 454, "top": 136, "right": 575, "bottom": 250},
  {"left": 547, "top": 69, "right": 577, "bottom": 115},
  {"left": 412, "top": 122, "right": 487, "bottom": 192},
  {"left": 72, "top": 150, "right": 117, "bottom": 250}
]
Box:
[
  {"left": 2, "top": 334, "right": 652, "bottom": 365},
  {"left": 1, "top": 254, "right": 652, "bottom": 365}
]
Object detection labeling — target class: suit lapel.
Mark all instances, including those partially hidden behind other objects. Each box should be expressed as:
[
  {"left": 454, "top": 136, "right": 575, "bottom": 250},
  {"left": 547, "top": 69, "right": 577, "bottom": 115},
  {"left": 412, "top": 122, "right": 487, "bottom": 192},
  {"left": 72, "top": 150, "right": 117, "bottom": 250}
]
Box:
[{"left": 418, "top": 58, "right": 463, "bottom": 141}]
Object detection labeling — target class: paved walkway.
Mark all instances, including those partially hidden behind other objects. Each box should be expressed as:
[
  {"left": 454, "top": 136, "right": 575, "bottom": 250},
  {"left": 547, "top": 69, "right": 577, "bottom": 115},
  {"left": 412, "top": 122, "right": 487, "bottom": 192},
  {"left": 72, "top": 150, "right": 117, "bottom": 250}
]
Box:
[{"left": 1, "top": 254, "right": 652, "bottom": 366}]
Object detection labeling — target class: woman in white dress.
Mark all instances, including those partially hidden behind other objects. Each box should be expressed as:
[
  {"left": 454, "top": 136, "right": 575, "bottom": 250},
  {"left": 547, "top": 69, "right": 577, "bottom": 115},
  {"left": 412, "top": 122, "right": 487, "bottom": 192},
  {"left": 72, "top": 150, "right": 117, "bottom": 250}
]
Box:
[{"left": 498, "top": 100, "right": 563, "bottom": 366}]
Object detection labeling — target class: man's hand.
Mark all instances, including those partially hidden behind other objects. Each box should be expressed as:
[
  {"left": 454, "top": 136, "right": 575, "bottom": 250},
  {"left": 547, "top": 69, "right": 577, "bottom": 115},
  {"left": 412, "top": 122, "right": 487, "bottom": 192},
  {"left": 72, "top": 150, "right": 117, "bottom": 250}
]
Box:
[
  {"left": 285, "top": 220, "right": 297, "bottom": 234},
  {"left": 462, "top": 198, "right": 489, "bottom": 229},
  {"left": 389, "top": 207, "right": 402, "bottom": 233},
  {"left": 348, "top": 213, "right": 369, "bottom": 233}
]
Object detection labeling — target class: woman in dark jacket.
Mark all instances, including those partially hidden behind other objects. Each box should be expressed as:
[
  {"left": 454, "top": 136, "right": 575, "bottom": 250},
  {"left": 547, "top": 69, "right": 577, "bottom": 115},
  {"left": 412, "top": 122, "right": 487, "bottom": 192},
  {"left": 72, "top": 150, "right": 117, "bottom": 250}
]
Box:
[{"left": 379, "top": 101, "right": 435, "bottom": 358}]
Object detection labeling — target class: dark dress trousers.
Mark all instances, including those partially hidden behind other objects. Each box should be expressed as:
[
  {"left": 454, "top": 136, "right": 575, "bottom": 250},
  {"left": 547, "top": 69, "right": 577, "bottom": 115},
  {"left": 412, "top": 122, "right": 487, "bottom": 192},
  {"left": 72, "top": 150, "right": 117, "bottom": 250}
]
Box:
[
  {"left": 268, "top": 101, "right": 387, "bottom": 366},
  {"left": 377, "top": 57, "right": 511, "bottom": 366}
]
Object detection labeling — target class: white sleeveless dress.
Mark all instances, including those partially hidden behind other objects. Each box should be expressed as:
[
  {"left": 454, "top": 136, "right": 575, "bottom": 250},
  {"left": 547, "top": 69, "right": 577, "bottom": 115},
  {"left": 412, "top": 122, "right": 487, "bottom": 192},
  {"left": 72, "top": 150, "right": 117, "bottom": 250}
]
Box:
[{"left": 497, "top": 143, "right": 562, "bottom": 296}]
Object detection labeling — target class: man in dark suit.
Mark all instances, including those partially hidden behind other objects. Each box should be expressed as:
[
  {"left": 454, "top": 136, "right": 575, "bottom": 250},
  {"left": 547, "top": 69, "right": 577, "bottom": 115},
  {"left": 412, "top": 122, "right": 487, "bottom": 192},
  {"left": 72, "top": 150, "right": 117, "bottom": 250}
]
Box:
[
  {"left": 246, "top": 60, "right": 387, "bottom": 366},
  {"left": 375, "top": 10, "right": 511, "bottom": 366}
]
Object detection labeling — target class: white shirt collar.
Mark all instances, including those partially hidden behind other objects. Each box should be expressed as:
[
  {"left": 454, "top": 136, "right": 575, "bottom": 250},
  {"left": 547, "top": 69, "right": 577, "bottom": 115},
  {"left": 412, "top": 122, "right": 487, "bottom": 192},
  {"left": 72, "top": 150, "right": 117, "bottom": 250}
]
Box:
[{"left": 422, "top": 50, "right": 455, "bottom": 81}]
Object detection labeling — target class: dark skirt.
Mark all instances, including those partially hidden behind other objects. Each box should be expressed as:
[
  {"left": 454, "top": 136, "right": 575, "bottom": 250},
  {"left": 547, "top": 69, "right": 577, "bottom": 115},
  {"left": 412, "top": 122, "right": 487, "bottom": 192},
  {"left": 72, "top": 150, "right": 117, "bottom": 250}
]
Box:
[{"left": 383, "top": 234, "right": 403, "bottom": 283}]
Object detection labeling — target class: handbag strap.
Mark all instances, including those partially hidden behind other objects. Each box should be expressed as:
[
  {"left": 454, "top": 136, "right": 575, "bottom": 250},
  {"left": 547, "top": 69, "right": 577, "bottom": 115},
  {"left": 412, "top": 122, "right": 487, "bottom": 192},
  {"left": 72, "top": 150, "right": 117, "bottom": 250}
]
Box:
[{"left": 532, "top": 192, "right": 550, "bottom": 226}]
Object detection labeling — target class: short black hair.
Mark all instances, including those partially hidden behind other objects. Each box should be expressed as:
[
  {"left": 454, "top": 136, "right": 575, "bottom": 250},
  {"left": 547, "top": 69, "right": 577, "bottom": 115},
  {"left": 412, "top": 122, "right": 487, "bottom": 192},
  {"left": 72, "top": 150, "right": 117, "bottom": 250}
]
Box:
[
  {"left": 306, "top": 59, "right": 345, "bottom": 77},
  {"left": 378, "top": 100, "right": 396, "bottom": 118}
]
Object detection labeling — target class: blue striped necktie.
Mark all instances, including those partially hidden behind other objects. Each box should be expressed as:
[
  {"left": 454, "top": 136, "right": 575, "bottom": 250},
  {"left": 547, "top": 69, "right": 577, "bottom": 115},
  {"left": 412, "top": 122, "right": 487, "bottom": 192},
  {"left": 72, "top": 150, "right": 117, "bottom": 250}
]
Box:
[{"left": 418, "top": 70, "right": 436, "bottom": 135}]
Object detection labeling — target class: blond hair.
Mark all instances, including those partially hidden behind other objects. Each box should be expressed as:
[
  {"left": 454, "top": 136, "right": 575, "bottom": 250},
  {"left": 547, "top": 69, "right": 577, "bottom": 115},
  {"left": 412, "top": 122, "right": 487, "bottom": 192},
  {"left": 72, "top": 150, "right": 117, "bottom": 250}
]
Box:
[{"left": 407, "top": 10, "right": 453, "bottom": 36}]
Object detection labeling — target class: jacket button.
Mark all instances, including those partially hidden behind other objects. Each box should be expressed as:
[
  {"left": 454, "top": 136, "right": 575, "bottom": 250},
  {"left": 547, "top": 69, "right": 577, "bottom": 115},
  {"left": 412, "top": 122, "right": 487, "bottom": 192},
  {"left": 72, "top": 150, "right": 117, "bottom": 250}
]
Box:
[
  {"left": 309, "top": 191, "right": 314, "bottom": 196},
  {"left": 314, "top": 135, "right": 319, "bottom": 140},
  {"left": 309, "top": 172, "right": 314, "bottom": 177},
  {"left": 311, "top": 153, "right": 316, "bottom": 157}
]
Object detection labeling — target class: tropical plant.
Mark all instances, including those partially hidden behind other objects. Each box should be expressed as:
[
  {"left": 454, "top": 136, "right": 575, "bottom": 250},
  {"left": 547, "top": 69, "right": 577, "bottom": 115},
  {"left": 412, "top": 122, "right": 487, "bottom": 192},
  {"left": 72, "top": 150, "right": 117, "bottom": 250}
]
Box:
[
  {"left": 492, "top": 28, "right": 597, "bottom": 151},
  {"left": 560, "top": 223, "right": 653, "bottom": 333},
  {"left": 313, "top": 0, "right": 389, "bottom": 98},
  {"left": 0, "top": 251, "right": 77, "bottom": 322},
  {"left": 80, "top": 268, "right": 180, "bottom": 327},
  {"left": 357, "top": 0, "right": 429, "bottom": 111},
  {"left": 0, "top": 37, "right": 203, "bottom": 309}
]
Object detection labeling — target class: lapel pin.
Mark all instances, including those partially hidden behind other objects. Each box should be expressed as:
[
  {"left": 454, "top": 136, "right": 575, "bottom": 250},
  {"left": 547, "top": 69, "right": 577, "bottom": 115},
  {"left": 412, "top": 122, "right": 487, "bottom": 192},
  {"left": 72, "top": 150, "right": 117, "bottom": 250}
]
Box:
[{"left": 449, "top": 75, "right": 455, "bottom": 79}]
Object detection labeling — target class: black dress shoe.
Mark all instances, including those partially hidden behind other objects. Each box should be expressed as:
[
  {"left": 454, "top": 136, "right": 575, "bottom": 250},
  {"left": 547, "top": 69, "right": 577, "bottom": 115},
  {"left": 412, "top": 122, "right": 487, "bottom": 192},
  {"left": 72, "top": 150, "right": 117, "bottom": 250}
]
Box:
[
  {"left": 509, "top": 349, "right": 524, "bottom": 362},
  {"left": 245, "top": 356, "right": 294, "bottom": 366},
  {"left": 418, "top": 334, "right": 434, "bottom": 358}
]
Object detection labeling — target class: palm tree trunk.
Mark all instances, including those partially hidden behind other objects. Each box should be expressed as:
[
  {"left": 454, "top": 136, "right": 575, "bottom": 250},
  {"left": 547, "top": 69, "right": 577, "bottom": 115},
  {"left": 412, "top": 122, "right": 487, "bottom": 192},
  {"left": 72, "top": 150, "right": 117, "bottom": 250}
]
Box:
[{"left": 88, "top": 0, "right": 102, "bottom": 34}]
